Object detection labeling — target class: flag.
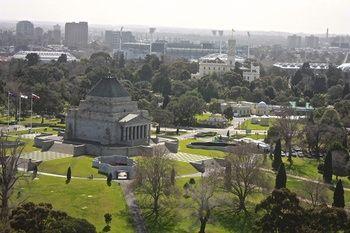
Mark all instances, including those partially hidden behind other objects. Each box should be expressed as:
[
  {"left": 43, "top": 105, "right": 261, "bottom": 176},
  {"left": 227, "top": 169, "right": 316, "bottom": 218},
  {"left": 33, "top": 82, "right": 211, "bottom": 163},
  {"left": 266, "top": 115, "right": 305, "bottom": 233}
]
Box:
[
  {"left": 247, "top": 31, "right": 251, "bottom": 38},
  {"left": 8, "top": 91, "right": 16, "bottom": 97},
  {"left": 31, "top": 93, "right": 40, "bottom": 100},
  {"left": 20, "top": 93, "right": 28, "bottom": 99}
]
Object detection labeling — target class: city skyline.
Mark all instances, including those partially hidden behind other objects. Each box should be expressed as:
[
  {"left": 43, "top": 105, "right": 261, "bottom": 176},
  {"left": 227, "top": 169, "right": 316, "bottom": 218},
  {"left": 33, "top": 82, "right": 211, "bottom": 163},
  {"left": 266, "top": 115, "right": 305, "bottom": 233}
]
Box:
[{"left": 1, "top": 0, "right": 350, "bottom": 34}]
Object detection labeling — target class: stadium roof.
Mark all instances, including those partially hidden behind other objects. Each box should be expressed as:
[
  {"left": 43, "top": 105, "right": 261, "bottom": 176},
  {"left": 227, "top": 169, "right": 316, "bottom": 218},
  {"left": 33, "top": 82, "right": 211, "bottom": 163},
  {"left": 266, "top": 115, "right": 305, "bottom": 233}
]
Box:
[{"left": 13, "top": 50, "right": 77, "bottom": 62}]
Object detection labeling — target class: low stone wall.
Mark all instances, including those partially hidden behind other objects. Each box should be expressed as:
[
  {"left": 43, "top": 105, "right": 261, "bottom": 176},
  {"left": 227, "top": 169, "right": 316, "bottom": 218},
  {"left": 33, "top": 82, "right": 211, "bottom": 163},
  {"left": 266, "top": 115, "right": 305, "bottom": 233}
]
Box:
[
  {"left": 72, "top": 144, "right": 86, "bottom": 156},
  {"left": 165, "top": 141, "right": 179, "bottom": 153},
  {"left": 187, "top": 144, "right": 231, "bottom": 152},
  {"left": 41, "top": 140, "right": 54, "bottom": 151}
]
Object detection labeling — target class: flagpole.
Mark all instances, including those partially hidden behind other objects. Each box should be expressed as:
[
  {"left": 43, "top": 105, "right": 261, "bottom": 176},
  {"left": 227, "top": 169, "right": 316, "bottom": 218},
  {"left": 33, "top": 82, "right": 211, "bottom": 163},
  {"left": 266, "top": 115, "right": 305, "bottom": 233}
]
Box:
[
  {"left": 30, "top": 94, "right": 33, "bottom": 130},
  {"left": 18, "top": 95, "right": 21, "bottom": 126},
  {"left": 7, "top": 92, "right": 10, "bottom": 129}
]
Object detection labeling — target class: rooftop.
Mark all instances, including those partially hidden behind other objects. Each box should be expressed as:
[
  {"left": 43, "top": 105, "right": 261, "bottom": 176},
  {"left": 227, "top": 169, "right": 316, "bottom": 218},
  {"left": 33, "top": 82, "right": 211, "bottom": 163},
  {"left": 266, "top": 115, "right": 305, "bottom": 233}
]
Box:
[{"left": 87, "top": 76, "right": 130, "bottom": 98}]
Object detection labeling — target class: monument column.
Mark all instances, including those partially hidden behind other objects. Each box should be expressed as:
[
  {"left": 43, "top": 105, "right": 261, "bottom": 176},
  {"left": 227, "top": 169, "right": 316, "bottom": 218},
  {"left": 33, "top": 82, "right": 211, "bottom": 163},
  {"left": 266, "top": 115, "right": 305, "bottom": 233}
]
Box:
[{"left": 125, "top": 127, "right": 128, "bottom": 141}]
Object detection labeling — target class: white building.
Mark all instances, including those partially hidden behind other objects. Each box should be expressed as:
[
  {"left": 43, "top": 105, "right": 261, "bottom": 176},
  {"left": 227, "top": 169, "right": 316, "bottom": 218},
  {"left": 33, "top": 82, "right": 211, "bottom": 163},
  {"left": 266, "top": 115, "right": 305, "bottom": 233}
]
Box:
[
  {"left": 13, "top": 50, "right": 77, "bottom": 62},
  {"left": 242, "top": 63, "right": 260, "bottom": 82},
  {"left": 195, "top": 34, "right": 259, "bottom": 82}
]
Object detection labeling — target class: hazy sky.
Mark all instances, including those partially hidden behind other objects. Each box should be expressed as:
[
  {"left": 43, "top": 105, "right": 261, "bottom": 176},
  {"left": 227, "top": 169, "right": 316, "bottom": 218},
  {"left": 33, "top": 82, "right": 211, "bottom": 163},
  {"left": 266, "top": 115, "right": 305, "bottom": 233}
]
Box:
[{"left": 1, "top": 0, "right": 349, "bottom": 34}]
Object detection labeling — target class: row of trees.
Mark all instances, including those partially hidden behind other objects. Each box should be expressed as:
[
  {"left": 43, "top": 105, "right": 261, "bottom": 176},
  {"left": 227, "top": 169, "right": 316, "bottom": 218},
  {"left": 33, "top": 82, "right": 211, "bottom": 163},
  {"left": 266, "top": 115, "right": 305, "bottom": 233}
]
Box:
[{"left": 134, "top": 144, "right": 349, "bottom": 233}]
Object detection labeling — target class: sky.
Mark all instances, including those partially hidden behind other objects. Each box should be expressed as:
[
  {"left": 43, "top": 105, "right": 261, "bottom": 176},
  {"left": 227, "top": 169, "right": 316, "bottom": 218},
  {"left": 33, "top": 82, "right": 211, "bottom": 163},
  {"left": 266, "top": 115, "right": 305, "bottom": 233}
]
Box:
[{"left": 0, "top": 0, "right": 349, "bottom": 34}]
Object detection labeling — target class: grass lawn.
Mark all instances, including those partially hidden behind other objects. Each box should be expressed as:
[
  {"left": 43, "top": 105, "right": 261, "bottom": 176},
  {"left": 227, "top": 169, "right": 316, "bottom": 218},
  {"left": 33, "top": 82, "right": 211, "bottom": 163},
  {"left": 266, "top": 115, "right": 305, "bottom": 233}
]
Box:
[
  {"left": 238, "top": 119, "right": 270, "bottom": 131},
  {"left": 136, "top": 177, "right": 260, "bottom": 233},
  {"left": 231, "top": 133, "right": 266, "bottom": 140},
  {"left": 39, "top": 156, "right": 106, "bottom": 178},
  {"left": 173, "top": 161, "right": 198, "bottom": 176},
  {"left": 18, "top": 175, "right": 133, "bottom": 232},
  {"left": 195, "top": 113, "right": 212, "bottom": 121},
  {"left": 179, "top": 138, "right": 226, "bottom": 158},
  {"left": 7, "top": 136, "right": 39, "bottom": 153}
]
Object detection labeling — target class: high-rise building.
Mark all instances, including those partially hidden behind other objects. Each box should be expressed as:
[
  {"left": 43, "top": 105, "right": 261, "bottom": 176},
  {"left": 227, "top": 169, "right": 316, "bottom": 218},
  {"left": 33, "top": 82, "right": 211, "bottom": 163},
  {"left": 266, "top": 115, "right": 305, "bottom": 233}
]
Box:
[
  {"left": 33, "top": 27, "right": 44, "bottom": 45},
  {"left": 305, "top": 35, "right": 319, "bottom": 48},
  {"left": 16, "top": 20, "right": 34, "bottom": 37},
  {"left": 52, "top": 24, "right": 61, "bottom": 44},
  {"left": 64, "top": 22, "right": 88, "bottom": 48},
  {"left": 287, "top": 34, "right": 302, "bottom": 49},
  {"left": 104, "top": 30, "right": 135, "bottom": 49},
  {"left": 15, "top": 20, "right": 35, "bottom": 47}
]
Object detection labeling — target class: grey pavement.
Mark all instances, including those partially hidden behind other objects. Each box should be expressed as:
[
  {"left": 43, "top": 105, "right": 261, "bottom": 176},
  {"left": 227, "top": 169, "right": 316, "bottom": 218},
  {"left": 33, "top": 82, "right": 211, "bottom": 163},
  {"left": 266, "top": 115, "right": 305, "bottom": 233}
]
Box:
[{"left": 21, "top": 151, "right": 72, "bottom": 161}]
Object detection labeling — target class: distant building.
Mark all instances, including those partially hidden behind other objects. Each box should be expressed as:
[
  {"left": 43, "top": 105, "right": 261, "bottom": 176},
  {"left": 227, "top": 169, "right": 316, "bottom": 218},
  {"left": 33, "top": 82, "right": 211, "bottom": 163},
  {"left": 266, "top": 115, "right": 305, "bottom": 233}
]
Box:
[
  {"left": 287, "top": 34, "right": 302, "bottom": 49},
  {"left": 64, "top": 22, "right": 88, "bottom": 48},
  {"left": 16, "top": 21, "right": 34, "bottom": 37},
  {"left": 195, "top": 35, "right": 259, "bottom": 82},
  {"left": 242, "top": 62, "right": 260, "bottom": 82},
  {"left": 16, "top": 21, "right": 34, "bottom": 47},
  {"left": 13, "top": 50, "right": 77, "bottom": 62},
  {"left": 305, "top": 35, "right": 319, "bottom": 48},
  {"left": 52, "top": 24, "right": 61, "bottom": 44},
  {"left": 105, "top": 30, "right": 135, "bottom": 49},
  {"left": 33, "top": 27, "right": 44, "bottom": 45}
]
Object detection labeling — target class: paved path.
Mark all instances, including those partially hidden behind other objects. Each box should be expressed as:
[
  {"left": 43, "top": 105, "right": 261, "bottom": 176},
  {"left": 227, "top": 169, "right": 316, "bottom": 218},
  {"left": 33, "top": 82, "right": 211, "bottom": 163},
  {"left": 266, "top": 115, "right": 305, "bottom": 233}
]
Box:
[
  {"left": 120, "top": 181, "right": 148, "bottom": 233},
  {"left": 167, "top": 152, "right": 211, "bottom": 163},
  {"left": 21, "top": 151, "right": 72, "bottom": 161}
]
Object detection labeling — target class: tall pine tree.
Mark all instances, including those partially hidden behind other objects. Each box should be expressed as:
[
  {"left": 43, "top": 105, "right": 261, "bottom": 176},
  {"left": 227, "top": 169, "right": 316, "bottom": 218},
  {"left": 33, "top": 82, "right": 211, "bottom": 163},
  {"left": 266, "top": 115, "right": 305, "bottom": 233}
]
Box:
[
  {"left": 272, "top": 139, "right": 282, "bottom": 171},
  {"left": 333, "top": 179, "right": 345, "bottom": 208},
  {"left": 323, "top": 150, "right": 333, "bottom": 183},
  {"left": 275, "top": 162, "right": 287, "bottom": 189}
]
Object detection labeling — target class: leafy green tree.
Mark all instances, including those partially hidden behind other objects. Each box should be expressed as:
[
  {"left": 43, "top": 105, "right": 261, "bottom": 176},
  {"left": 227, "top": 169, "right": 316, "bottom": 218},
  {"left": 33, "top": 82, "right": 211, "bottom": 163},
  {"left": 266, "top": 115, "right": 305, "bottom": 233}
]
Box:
[
  {"left": 275, "top": 162, "right": 287, "bottom": 189},
  {"left": 57, "top": 53, "right": 67, "bottom": 63},
  {"left": 118, "top": 52, "right": 125, "bottom": 68},
  {"left": 104, "top": 213, "right": 112, "bottom": 225},
  {"left": 25, "top": 53, "right": 40, "bottom": 66},
  {"left": 272, "top": 139, "right": 282, "bottom": 171},
  {"left": 323, "top": 150, "right": 333, "bottom": 183},
  {"left": 333, "top": 179, "right": 345, "bottom": 208},
  {"left": 255, "top": 188, "right": 305, "bottom": 233},
  {"left": 9, "top": 202, "right": 96, "bottom": 233},
  {"left": 139, "top": 64, "right": 153, "bottom": 82},
  {"left": 343, "top": 82, "right": 350, "bottom": 98},
  {"left": 208, "top": 99, "right": 221, "bottom": 114},
  {"left": 223, "top": 106, "right": 233, "bottom": 121}
]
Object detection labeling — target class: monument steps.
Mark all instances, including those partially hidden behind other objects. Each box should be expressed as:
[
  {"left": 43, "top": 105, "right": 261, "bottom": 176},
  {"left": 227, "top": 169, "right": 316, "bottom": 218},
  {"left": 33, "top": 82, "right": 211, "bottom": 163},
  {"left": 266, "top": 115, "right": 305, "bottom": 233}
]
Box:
[{"left": 48, "top": 141, "right": 86, "bottom": 156}]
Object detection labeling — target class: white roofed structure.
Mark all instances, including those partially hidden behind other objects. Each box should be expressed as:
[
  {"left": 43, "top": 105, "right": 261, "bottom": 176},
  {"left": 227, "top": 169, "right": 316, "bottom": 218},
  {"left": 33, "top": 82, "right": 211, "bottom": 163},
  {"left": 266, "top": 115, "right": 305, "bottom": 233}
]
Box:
[{"left": 13, "top": 50, "right": 77, "bottom": 62}]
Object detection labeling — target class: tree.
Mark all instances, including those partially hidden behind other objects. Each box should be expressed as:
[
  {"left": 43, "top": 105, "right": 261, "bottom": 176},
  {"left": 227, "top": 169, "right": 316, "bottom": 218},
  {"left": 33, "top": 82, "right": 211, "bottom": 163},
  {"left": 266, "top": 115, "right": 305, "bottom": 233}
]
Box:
[
  {"left": 274, "top": 108, "right": 298, "bottom": 164},
  {"left": 103, "top": 213, "right": 112, "bottom": 232},
  {"left": 304, "top": 179, "right": 328, "bottom": 207},
  {"left": 323, "top": 150, "right": 333, "bottom": 183},
  {"left": 189, "top": 171, "right": 220, "bottom": 233},
  {"left": 0, "top": 136, "right": 25, "bottom": 223},
  {"left": 333, "top": 179, "right": 345, "bottom": 208},
  {"left": 167, "top": 93, "right": 205, "bottom": 126},
  {"left": 275, "top": 163, "right": 287, "bottom": 189},
  {"left": 170, "top": 167, "right": 176, "bottom": 186},
  {"left": 272, "top": 139, "right": 282, "bottom": 171},
  {"left": 343, "top": 82, "right": 350, "bottom": 98},
  {"left": 255, "top": 188, "right": 305, "bottom": 233},
  {"left": 25, "top": 53, "right": 39, "bottom": 66},
  {"left": 57, "top": 53, "right": 67, "bottom": 63},
  {"left": 223, "top": 106, "right": 233, "bottom": 121},
  {"left": 118, "top": 52, "right": 125, "bottom": 68},
  {"left": 208, "top": 99, "right": 222, "bottom": 114},
  {"left": 9, "top": 202, "right": 96, "bottom": 233},
  {"left": 225, "top": 144, "right": 269, "bottom": 212},
  {"left": 107, "top": 173, "right": 112, "bottom": 186},
  {"left": 66, "top": 167, "right": 72, "bottom": 183},
  {"left": 139, "top": 64, "right": 153, "bottom": 82},
  {"left": 135, "top": 148, "right": 174, "bottom": 220},
  {"left": 226, "top": 130, "right": 230, "bottom": 138}
]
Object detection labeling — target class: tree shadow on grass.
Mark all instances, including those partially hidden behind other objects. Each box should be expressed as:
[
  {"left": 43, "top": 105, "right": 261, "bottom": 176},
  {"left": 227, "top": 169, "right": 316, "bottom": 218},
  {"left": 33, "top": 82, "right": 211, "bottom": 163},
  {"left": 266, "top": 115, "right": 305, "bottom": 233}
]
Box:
[
  {"left": 213, "top": 208, "right": 256, "bottom": 233},
  {"left": 142, "top": 207, "right": 180, "bottom": 233}
]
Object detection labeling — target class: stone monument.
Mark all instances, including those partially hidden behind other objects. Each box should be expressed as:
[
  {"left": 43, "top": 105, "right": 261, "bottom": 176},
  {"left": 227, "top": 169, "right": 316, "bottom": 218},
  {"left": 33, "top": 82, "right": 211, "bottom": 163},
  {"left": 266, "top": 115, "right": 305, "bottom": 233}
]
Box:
[{"left": 65, "top": 76, "right": 151, "bottom": 147}]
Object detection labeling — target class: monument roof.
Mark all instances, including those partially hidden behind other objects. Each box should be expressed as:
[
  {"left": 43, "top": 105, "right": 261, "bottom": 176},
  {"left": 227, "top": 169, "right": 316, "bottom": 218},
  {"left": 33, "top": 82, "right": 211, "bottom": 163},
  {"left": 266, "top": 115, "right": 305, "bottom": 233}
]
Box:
[{"left": 87, "top": 76, "right": 130, "bottom": 98}]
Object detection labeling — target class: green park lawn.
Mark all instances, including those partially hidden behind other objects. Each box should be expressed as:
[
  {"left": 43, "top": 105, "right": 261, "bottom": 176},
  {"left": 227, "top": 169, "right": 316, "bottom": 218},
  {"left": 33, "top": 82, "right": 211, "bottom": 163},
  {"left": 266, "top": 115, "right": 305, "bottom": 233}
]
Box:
[
  {"left": 195, "top": 113, "right": 212, "bottom": 121},
  {"left": 136, "top": 177, "right": 262, "bottom": 233},
  {"left": 238, "top": 119, "right": 270, "bottom": 131},
  {"left": 173, "top": 161, "right": 198, "bottom": 176},
  {"left": 179, "top": 138, "right": 226, "bottom": 158},
  {"left": 39, "top": 156, "right": 106, "bottom": 178},
  {"left": 18, "top": 175, "right": 133, "bottom": 232}
]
